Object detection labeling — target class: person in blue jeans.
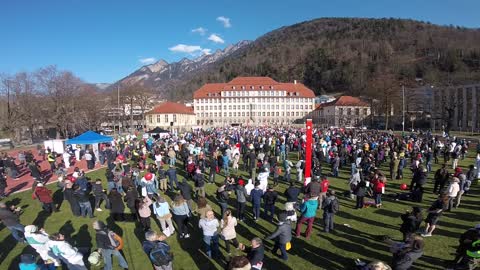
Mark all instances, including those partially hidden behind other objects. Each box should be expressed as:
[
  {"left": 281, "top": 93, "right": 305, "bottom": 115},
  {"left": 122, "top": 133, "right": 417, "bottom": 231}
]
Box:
[
  {"left": 166, "top": 165, "right": 179, "bottom": 191},
  {"left": 0, "top": 202, "right": 25, "bottom": 242},
  {"left": 199, "top": 210, "right": 220, "bottom": 258},
  {"left": 73, "top": 185, "right": 94, "bottom": 218},
  {"left": 250, "top": 182, "right": 264, "bottom": 221},
  {"left": 93, "top": 221, "right": 129, "bottom": 270},
  {"left": 222, "top": 153, "right": 230, "bottom": 176}
]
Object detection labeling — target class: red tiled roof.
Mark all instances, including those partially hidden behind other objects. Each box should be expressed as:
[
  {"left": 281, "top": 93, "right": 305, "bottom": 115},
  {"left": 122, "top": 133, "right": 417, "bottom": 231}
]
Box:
[
  {"left": 193, "top": 77, "right": 315, "bottom": 98},
  {"left": 146, "top": 102, "right": 195, "bottom": 115}
]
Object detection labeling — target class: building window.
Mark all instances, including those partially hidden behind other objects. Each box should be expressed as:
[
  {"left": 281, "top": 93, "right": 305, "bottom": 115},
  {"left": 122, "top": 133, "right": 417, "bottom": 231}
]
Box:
[
  {"left": 242, "top": 105, "right": 245, "bottom": 110},
  {"left": 300, "top": 105, "right": 303, "bottom": 109},
  {"left": 229, "top": 112, "right": 232, "bottom": 117},
  {"left": 224, "top": 105, "right": 227, "bottom": 110},
  {"left": 347, "top": 108, "right": 352, "bottom": 115},
  {"left": 233, "top": 112, "right": 236, "bottom": 117},
  {"left": 262, "top": 112, "right": 266, "bottom": 116},
  {"left": 224, "top": 112, "right": 227, "bottom": 117},
  {"left": 267, "top": 112, "right": 270, "bottom": 116},
  {"left": 339, "top": 108, "right": 344, "bottom": 115},
  {"left": 246, "top": 112, "right": 249, "bottom": 116},
  {"left": 363, "top": 108, "right": 368, "bottom": 115},
  {"left": 156, "top": 115, "right": 160, "bottom": 123},
  {"left": 149, "top": 115, "right": 153, "bottom": 123},
  {"left": 214, "top": 112, "right": 217, "bottom": 117},
  {"left": 173, "top": 114, "right": 176, "bottom": 122},
  {"left": 296, "top": 112, "right": 300, "bottom": 116},
  {"left": 287, "top": 112, "right": 290, "bottom": 116},
  {"left": 233, "top": 105, "right": 236, "bottom": 110},
  {"left": 296, "top": 105, "right": 299, "bottom": 109},
  {"left": 164, "top": 115, "right": 168, "bottom": 123},
  {"left": 355, "top": 108, "right": 360, "bottom": 115}
]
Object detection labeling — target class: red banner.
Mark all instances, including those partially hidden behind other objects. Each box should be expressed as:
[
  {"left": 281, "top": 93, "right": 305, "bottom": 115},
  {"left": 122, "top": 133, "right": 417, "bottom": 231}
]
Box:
[{"left": 304, "top": 119, "right": 313, "bottom": 186}]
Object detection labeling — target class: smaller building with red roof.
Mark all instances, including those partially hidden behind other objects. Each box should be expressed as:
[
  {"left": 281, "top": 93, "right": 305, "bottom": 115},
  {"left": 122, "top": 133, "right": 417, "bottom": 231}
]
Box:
[
  {"left": 312, "top": 96, "right": 371, "bottom": 127},
  {"left": 145, "top": 102, "right": 195, "bottom": 131}
]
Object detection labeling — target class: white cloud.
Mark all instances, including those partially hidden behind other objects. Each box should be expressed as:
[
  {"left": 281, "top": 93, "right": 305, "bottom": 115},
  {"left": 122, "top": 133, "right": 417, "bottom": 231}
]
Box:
[
  {"left": 139, "top": 57, "right": 156, "bottom": 64},
  {"left": 192, "top": 27, "right": 207, "bottom": 35},
  {"left": 208, "top": 34, "right": 225, "bottom": 44},
  {"left": 216, "top": 16, "right": 231, "bottom": 28},
  {"left": 169, "top": 44, "right": 212, "bottom": 57},
  {"left": 201, "top": 49, "right": 212, "bottom": 55}
]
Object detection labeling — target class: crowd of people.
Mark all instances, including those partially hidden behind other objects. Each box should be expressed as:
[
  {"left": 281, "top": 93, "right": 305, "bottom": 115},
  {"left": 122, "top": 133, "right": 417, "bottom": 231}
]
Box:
[{"left": 0, "top": 126, "right": 479, "bottom": 270}]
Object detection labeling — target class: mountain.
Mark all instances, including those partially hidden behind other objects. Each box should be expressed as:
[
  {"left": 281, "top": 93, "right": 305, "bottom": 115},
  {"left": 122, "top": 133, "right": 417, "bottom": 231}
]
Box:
[
  {"left": 114, "top": 40, "right": 252, "bottom": 94},
  {"left": 114, "top": 18, "right": 480, "bottom": 101}
]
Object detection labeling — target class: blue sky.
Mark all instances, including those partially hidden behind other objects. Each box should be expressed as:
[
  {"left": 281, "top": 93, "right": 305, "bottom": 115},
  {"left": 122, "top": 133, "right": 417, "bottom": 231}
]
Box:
[{"left": 1, "top": 0, "right": 479, "bottom": 83}]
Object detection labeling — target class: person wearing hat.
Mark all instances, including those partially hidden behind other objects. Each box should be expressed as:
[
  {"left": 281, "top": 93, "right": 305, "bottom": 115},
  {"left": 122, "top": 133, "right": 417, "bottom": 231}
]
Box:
[
  {"left": 235, "top": 179, "right": 248, "bottom": 221},
  {"left": 92, "top": 220, "right": 129, "bottom": 270},
  {"left": 0, "top": 201, "right": 25, "bottom": 242},
  {"left": 263, "top": 185, "right": 278, "bottom": 222},
  {"left": 24, "top": 225, "right": 60, "bottom": 267},
  {"left": 32, "top": 183, "right": 57, "bottom": 213},
  {"left": 266, "top": 212, "right": 292, "bottom": 261}
]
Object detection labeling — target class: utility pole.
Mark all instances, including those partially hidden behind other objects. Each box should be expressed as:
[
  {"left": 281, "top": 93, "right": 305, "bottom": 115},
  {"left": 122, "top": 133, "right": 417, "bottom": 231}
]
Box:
[
  {"left": 402, "top": 84, "right": 405, "bottom": 134},
  {"left": 117, "top": 85, "right": 120, "bottom": 135}
]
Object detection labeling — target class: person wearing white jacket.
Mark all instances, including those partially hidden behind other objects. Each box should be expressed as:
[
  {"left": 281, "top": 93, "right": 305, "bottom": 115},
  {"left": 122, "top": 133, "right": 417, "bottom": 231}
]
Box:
[
  {"left": 257, "top": 168, "right": 269, "bottom": 193},
  {"left": 447, "top": 177, "right": 460, "bottom": 211},
  {"left": 24, "top": 225, "right": 60, "bottom": 266},
  {"left": 245, "top": 179, "right": 254, "bottom": 195},
  {"left": 47, "top": 233, "right": 87, "bottom": 270}
]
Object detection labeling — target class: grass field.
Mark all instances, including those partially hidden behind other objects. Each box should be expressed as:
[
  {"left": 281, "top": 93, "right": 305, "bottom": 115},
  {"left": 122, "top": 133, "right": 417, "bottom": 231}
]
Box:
[{"left": 0, "top": 151, "right": 478, "bottom": 270}]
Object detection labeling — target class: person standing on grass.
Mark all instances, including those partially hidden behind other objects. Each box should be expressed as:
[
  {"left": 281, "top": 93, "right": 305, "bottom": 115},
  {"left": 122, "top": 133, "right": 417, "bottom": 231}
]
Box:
[
  {"left": 47, "top": 233, "right": 87, "bottom": 270},
  {"left": 152, "top": 196, "right": 175, "bottom": 236},
  {"left": 193, "top": 168, "right": 206, "bottom": 198},
  {"left": 92, "top": 221, "right": 129, "bottom": 270},
  {"left": 166, "top": 165, "right": 178, "bottom": 191},
  {"left": 400, "top": 207, "right": 423, "bottom": 242},
  {"left": 446, "top": 177, "right": 460, "bottom": 211},
  {"left": 372, "top": 175, "right": 386, "bottom": 208},
  {"left": 32, "top": 183, "right": 57, "bottom": 213},
  {"left": 178, "top": 178, "right": 194, "bottom": 212},
  {"left": 108, "top": 188, "right": 126, "bottom": 221},
  {"left": 235, "top": 179, "right": 248, "bottom": 221},
  {"left": 143, "top": 231, "right": 173, "bottom": 270},
  {"left": 250, "top": 182, "right": 263, "bottom": 221},
  {"left": 199, "top": 210, "right": 220, "bottom": 258},
  {"left": 221, "top": 209, "right": 240, "bottom": 255},
  {"left": 157, "top": 165, "right": 168, "bottom": 193},
  {"left": 0, "top": 202, "right": 25, "bottom": 242},
  {"left": 295, "top": 195, "right": 318, "bottom": 239},
  {"left": 433, "top": 164, "right": 449, "bottom": 194},
  {"left": 92, "top": 179, "right": 109, "bottom": 211},
  {"left": 171, "top": 194, "right": 190, "bottom": 239},
  {"left": 263, "top": 185, "right": 278, "bottom": 222},
  {"left": 138, "top": 196, "right": 153, "bottom": 231},
  {"left": 266, "top": 212, "right": 291, "bottom": 261},
  {"left": 322, "top": 190, "right": 339, "bottom": 233},
  {"left": 217, "top": 184, "right": 230, "bottom": 217},
  {"left": 195, "top": 196, "right": 213, "bottom": 219},
  {"left": 73, "top": 184, "right": 93, "bottom": 218},
  {"left": 422, "top": 194, "right": 448, "bottom": 237}
]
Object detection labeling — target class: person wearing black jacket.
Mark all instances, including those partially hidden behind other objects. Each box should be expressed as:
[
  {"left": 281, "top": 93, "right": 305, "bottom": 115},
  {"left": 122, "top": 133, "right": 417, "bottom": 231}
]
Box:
[
  {"left": 178, "top": 178, "right": 193, "bottom": 212},
  {"left": 124, "top": 186, "right": 138, "bottom": 221},
  {"left": 73, "top": 184, "right": 93, "bottom": 218},
  {"left": 109, "top": 188, "right": 126, "bottom": 221},
  {"left": 400, "top": 207, "right": 423, "bottom": 241},
  {"left": 193, "top": 170, "right": 205, "bottom": 198},
  {"left": 208, "top": 157, "right": 218, "bottom": 183},
  {"left": 93, "top": 220, "right": 128, "bottom": 270},
  {"left": 284, "top": 182, "right": 301, "bottom": 204},
  {"left": 217, "top": 185, "right": 229, "bottom": 216},
  {"left": 92, "top": 179, "right": 109, "bottom": 211},
  {"left": 354, "top": 181, "right": 367, "bottom": 209},
  {"left": 242, "top": 237, "right": 264, "bottom": 270},
  {"left": 263, "top": 185, "right": 278, "bottom": 222},
  {"left": 433, "top": 164, "right": 449, "bottom": 194}
]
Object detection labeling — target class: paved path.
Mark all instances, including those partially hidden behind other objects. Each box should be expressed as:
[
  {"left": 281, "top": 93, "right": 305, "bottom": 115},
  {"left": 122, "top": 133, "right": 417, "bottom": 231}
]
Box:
[{"left": 4, "top": 147, "right": 104, "bottom": 195}]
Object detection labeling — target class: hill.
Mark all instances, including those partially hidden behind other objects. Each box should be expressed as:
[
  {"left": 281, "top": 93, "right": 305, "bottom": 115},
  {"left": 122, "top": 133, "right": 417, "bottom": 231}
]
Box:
[{"left": 116, "top": 18, "right": 480, "bottom": 101}]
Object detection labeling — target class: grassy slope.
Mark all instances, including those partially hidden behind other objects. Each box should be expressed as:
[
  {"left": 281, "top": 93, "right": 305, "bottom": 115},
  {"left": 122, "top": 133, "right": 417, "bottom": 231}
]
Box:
[{"left": 0, "top": 151, "right": 478, "bottom": 270}]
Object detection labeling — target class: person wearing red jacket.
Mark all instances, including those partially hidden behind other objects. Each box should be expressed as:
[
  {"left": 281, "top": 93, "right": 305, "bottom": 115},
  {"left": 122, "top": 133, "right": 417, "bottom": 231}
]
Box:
[
  {"left": 32, "top": 183, "right": 57, "bottom": 213},
  {"left": 372, "top": 175, "right": 386, "bottom": 208},
  {"left": 318, "top": 176, "right": 329, "bottom": 210}
]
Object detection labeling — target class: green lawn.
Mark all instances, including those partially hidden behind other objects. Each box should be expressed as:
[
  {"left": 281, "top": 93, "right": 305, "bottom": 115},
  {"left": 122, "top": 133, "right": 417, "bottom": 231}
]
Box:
[{"left": 0, "top": 151, "right": 478, "bottom": 270}]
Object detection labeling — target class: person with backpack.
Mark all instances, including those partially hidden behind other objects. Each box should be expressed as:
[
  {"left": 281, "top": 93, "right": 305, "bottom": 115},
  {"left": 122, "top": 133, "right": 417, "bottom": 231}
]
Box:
[
  {"left": 322, "top": 190, "right": 339, "bottom": 233},
  {"left": 143, "top": 230, "right": 173, "bottom": 270},
  {"left": 92, "top": 221, "right": 128, "bottom": 270}
]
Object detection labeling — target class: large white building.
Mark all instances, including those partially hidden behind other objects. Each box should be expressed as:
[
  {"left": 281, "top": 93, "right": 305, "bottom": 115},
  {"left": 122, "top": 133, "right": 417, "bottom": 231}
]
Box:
[
  {"left": 193, "top": 77, "right": 315, "bottom": 126},
  {"left": 312, "top": 96, "right": 371, "bottom": 127}
]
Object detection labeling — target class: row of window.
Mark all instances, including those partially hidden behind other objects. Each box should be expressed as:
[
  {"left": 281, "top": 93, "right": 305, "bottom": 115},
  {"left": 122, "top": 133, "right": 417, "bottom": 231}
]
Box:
[
  {"left": 196, "top": 97, "right": 312, "bottom": 104},
  {"left": 338, "top": 108, "right": 368, "bottom": 116},
  {"left": 199, "top": 111, "right": 308, "bottom": 117},
  {"left": 148, "top": 114, "right": 177, "bottom": 124},
  {"left": 196, "top": 104, "right": 313, "bottom": 111}
]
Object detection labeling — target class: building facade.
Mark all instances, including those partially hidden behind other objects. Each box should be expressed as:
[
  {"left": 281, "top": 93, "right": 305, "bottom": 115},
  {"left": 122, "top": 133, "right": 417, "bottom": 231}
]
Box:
[
  {"left": 145, "top": 102, "right": 195, "bottom": 132},
  {"left": 430, "top": 83, "right": 480, "bottom": 132},
  {"left": 312, "top": 96, "right": 371, "bottom": 127},
  {"left": 193, "top": 77, "right": 315, "bottom": 126}
]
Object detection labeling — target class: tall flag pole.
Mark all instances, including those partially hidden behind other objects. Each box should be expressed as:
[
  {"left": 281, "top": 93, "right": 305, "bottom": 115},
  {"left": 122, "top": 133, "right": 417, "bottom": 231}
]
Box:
[{"left": 304, "top": 119, "right": 313, "bottom": 186}]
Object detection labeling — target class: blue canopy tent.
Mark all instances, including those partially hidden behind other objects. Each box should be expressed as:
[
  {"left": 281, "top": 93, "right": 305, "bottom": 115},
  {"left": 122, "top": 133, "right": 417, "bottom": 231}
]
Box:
[{"left": 66, "top": 131, "right": 113, "bottom": 145}]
